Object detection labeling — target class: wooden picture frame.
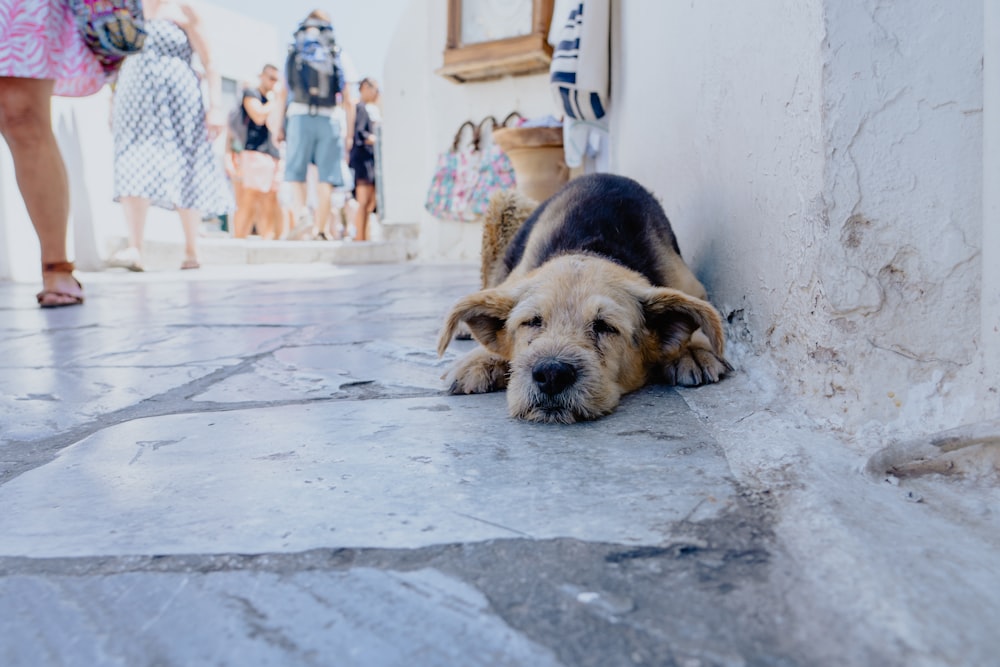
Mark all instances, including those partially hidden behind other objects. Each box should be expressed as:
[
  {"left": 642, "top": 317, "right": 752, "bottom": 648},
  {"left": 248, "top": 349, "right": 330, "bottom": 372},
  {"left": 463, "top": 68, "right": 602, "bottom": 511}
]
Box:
[{"left": 437, "top": 0, "right": 555, "bottom": 83}]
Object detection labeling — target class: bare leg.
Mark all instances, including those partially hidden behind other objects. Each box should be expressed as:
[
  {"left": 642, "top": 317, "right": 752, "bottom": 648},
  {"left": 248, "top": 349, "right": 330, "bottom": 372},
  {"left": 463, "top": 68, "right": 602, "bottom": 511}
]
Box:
[
  {"left": 290, "top": 181, "right": 308, "bottom": 219},
  {"left": 177, "top": 207, "right": 201, "bottom": 268},
  {"left": 261, "top": 191, "right": 281, "bottom": 240},
  {"left": 315, "top": 181, "right": 333, "bottom": 238},
  {"left": 118, "top": 196, "right": 149, "bottom": 253},
  {"left": 232, "top": 187, "right": 261, "bottom": 239},
  {"left": 366, "top": 183, "right": 377, "bottom": 233},
  {"left": 290, "top": 182, "right": 309, "bottom": 217},
  {"left": 353, "top": 182, "right": 374, "bottom": 242},
  {"left": 344, "top": 197, "right": 359, "bottom": 238},
  {"left": 0, "top": 77, "right": 81, "bottom": 304},
  {"left": 225, "top": 152, "right": 242, "bottom": 235},
  {"left": 288, "top": 181, "right": 311, "bottom": 238}
]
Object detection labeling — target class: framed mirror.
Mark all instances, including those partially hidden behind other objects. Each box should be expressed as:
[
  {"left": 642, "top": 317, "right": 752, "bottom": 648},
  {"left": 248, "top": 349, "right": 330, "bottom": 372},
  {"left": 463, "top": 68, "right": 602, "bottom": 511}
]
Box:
[{"left": 438, "top": 0, "right": 555, "bottom": 83}]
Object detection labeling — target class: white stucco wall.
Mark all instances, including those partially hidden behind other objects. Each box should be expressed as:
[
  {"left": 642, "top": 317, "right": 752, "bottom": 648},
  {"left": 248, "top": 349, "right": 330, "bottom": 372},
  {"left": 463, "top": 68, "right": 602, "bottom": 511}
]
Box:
[
  {"left": 612, "top": 0, "right": 996, "bottom": 437},
  {"left": 380, "top": 0, "right": 558, "bottom": 261},
  {"left": 612, "top": 0, "right": 826, "bottom": 355},
  {"left": 814, "top": 1, "right": 987, "bottom": 433},
  {"left": 197, "top": 3, "right": 285, "bottom": 85},
  {"left": 984, "top": 1, "right": 1000, "bottom": 391}
]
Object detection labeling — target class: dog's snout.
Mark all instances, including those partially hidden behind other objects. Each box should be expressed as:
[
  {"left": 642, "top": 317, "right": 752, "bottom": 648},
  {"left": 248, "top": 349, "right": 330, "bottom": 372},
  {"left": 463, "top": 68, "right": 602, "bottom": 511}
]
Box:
[{"left": 532, "top": 360, "right": 577, "bottom": 396}]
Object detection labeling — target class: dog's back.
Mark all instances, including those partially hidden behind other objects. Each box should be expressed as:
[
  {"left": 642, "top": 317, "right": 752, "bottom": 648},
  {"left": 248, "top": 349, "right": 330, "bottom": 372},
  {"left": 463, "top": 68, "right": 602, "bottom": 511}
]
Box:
[{"left": 498, "top": 174, "right": 690, "bottom": 289}]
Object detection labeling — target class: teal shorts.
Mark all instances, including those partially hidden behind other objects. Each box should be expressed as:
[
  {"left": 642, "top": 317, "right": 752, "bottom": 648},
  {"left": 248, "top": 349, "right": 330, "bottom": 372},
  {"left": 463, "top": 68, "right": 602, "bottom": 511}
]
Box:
[{"left": 284, "top": 114, "right": 344, "bottom": 186}]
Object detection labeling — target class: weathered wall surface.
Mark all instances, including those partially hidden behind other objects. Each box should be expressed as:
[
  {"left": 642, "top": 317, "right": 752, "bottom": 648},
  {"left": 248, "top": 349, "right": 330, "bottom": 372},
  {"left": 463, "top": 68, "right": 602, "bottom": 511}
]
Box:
[
  {"left": 984, "top": 2, "right": 1000, "bottom": 395},
  {"left": 610, "top": 0, "right": 827, "bottom": 406},
  {"left": 806, "top": 0, "right": 986, "bottom": 435},
  {"left": 612, "top": 0, "right": 992, "bottom": 437}
]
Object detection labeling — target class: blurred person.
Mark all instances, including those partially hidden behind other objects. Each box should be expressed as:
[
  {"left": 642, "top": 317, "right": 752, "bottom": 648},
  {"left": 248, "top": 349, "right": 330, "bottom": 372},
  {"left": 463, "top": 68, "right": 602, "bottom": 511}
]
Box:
[
  {"left": 324, "top": 102, "right": 353, "bottom": 240},
  {"left": 109, "top": 0, "right": 232, "bottom": 271},
  {"left": 0, "top": 0, "right": 110, "bottom": 307},
  {"left": 259, "top": 156, "right": 289, "bottom": 240},
  {"left": 222, "top": 98, "right": 248, "bottom": 235},
  {"left": 277, "top": 9, "right": 354, "bottom": 241},
  {"left": 349, "top": 77, "right": 378, "bottom": 242},
  {"left": 231, "top": 63, "right": 281, "bottom": 239},
  {"left": 222, "top": 127, "right": 242, "bottom": 234}
]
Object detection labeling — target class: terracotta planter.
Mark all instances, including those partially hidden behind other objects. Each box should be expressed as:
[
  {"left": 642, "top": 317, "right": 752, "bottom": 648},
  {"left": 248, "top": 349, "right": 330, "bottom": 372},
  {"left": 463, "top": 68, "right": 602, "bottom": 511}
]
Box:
[{"left": 492, "top": 126, "right": 569, "bottom": 203}]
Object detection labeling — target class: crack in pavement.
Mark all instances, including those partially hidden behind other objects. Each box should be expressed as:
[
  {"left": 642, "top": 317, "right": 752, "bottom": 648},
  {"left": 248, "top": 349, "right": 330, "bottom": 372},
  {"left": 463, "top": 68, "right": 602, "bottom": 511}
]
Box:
[
  {"left": 0, "top": 490, "right": 811, "bottom": 666},
  {"left": 0, "top": 349, "right": 443, "bottom": 486}
]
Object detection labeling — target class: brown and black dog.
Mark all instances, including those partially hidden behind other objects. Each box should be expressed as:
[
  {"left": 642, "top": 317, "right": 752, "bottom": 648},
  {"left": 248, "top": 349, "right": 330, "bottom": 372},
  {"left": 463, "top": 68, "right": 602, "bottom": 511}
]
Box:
[{"left": 438, "top": 173, "right": 731, "bottom": 423}]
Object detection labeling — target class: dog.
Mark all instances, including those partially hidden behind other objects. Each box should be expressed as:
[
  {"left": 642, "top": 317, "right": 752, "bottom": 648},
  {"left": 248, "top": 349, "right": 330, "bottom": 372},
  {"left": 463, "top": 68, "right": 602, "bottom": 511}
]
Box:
[{"left": 437, "top": 173, "right": 731, "bottom": 423}]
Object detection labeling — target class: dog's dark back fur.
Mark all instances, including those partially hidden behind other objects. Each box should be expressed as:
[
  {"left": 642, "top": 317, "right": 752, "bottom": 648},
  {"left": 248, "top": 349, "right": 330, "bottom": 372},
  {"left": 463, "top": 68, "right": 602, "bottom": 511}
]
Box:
[{"left": 501, "top": 174, "right": 682, "bottom": 286}]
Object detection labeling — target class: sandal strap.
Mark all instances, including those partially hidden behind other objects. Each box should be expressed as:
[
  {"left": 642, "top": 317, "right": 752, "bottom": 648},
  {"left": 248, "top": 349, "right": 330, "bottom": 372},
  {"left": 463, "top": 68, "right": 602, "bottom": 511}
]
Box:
[{"left": 42, "top": 261, "right": 76, "bottom": 274}]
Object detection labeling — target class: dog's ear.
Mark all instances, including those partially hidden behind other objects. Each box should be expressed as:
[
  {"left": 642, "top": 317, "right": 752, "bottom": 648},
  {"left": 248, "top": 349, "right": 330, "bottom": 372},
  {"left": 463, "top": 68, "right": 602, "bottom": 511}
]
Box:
[
  {"left": 641, "top": 288, "right": 725, "bottom": 357},
  {"left": 437, "top": 288, "right": 517, "bottom": 357}
]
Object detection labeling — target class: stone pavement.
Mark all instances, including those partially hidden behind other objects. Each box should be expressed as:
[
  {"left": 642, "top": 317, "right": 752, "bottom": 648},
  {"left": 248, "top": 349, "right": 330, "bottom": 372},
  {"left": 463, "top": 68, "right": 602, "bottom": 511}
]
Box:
[{"left": 0, "top": 262, "right": 998, "bottom": 666}]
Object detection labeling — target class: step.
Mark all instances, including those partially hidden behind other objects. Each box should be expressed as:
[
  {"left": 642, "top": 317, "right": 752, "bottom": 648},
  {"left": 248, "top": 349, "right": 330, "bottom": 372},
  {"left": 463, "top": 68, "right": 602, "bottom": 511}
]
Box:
[{"left": 103, "top": 224, "right": 420, "bottom": 271}]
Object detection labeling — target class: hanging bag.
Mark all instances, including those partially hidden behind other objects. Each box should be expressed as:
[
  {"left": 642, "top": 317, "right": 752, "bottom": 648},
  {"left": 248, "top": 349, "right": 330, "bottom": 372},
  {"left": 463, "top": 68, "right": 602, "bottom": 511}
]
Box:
[
  {"left": 424, "top": 121, "right": 482, "bottom": 222},
  {"left": 465, "top": 113, "right": 521, "bottom": 219},
  {"left": 68, "top": 0, "right": 147, "bottom": 75}
]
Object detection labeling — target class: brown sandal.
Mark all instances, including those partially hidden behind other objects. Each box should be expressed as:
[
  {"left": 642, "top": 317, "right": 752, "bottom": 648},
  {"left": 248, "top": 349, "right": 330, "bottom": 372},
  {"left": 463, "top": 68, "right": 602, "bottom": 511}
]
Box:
[{"left": 36, "top": 261, "right": 85, "bottom": 308}]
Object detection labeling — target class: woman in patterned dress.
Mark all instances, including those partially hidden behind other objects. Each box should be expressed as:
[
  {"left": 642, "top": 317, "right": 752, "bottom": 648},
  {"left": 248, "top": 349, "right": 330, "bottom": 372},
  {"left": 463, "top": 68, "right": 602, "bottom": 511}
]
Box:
[
  {"left": 109, "top": 0, "right": 232, "bottom": 271},
  {"left": 0, "top": 0, "right": 108, "bottom": 307}
]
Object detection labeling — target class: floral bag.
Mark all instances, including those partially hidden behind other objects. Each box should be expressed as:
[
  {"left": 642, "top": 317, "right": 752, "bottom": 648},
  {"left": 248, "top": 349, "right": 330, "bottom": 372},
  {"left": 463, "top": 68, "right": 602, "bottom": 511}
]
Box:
[
  {"left": 424, "top": 120, "right": 481, "bottom": 222},
  {"left": 465, "top": 113, "right": 521, "bottom": 219},
  {"left": 67, "top": 0, "right": 147, "bottom": 75},
  {"left": 425, "top": 114, "right": 521, "bottom": 222}
]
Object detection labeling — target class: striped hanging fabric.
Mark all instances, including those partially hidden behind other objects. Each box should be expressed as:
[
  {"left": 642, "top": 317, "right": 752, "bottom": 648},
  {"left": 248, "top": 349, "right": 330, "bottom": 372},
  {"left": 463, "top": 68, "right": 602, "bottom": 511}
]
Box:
[{"left": 549, "top": 0, "right": 610, "bottom": 121}]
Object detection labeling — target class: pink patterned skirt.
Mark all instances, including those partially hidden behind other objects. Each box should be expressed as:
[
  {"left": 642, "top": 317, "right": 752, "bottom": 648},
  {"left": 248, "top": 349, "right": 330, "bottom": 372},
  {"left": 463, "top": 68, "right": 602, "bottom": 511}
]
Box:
[{"left": 0, "top": 0, "right": 108, "bottom": 96}]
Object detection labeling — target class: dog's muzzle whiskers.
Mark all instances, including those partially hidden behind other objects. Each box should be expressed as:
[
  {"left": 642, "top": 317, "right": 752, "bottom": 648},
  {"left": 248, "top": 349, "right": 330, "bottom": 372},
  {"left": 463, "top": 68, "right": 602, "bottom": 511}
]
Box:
[{"left": 509, "top": 352, "right": 617, "bottom": 423}]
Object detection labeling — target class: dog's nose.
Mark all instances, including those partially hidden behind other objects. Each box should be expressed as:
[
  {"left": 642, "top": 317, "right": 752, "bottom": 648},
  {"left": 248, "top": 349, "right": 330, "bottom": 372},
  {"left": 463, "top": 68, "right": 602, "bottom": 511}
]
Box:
[{"left": 532, "top": 360, "right": 577, "bottom": 396}]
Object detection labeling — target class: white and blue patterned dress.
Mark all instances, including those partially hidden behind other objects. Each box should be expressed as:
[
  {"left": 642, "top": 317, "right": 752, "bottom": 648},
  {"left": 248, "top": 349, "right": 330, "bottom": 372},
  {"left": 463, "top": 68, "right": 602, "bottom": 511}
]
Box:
[{"left": 112, "top": 19, "right": 232, "bottom": 215}]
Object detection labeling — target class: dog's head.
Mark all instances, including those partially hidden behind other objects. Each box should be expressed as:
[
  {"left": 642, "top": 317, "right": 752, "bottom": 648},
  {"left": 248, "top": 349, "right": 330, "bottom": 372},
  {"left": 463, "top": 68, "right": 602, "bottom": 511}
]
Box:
[{"left": 437, "top": 255, "right": 725, "bottom": 423}]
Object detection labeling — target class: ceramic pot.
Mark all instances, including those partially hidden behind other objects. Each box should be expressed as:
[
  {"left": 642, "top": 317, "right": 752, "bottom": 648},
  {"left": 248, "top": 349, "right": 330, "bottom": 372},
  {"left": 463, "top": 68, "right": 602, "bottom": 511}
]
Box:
[{"left": 492, "top": 126, "right": 569, "bottom": 203}]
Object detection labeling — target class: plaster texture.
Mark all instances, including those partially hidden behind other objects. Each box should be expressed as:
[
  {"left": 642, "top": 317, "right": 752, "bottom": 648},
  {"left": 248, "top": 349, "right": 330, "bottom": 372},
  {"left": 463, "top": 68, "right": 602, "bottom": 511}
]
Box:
[
  {"left": 607, "top": 0, "right": 997, "bottom": 439},
  {"left": 1, "top": 262, "right": 998, "bottom": 666}
]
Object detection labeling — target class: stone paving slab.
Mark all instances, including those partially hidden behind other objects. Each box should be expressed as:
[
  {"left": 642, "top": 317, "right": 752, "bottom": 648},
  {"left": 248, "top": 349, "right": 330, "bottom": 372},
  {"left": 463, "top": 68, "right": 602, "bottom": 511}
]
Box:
[
  {"left": 0, "top": 388, "right": 733, "bottom": 558},
  {"left": 1, "top": 262, "right": 999, "bottom": 666},
  {"left": 1, "top": 568, "right": 561, "bottom": 667}
]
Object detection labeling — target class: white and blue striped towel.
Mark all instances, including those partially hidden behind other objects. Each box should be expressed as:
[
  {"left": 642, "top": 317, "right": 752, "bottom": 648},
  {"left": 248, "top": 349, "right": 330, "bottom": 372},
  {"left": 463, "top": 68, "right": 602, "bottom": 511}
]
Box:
[{"left": 549, "top": 0, "right": 610, "bottom": 121}]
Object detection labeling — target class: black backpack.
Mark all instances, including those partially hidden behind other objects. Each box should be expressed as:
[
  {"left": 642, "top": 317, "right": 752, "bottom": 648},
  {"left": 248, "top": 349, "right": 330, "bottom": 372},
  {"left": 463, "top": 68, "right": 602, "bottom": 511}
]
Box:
[{"left": 287, "top": 19, "right": 343, "bottom": 109}]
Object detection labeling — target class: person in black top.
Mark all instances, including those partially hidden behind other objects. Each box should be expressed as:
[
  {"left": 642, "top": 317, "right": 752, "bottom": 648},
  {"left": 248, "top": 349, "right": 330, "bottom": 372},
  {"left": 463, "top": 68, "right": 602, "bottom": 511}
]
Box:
[
  {"left": 232, "top": 63, "right": 282, "bottom": 239},
  {"left": 349, "top": 77, "right": 379, "bottom": 241}
]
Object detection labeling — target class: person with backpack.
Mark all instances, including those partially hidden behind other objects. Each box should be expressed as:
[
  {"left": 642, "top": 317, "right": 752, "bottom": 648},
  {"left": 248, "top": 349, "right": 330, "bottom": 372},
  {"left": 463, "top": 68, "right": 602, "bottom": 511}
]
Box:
[
  {"left": 277, "top": 9, "right": 354, "bottom": 241},
  {"left": 230, "top": 63, "right": 283, "bottom": 239}
]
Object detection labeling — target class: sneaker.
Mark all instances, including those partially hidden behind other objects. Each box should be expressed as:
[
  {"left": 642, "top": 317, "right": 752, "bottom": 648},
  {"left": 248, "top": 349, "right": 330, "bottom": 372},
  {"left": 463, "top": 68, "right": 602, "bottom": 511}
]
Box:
[
  {"left": 107, "top": 247, "right": 144, "bottom": 271},
  {"left": 286, "top": 214, "right": 313, "bottom": 241}
]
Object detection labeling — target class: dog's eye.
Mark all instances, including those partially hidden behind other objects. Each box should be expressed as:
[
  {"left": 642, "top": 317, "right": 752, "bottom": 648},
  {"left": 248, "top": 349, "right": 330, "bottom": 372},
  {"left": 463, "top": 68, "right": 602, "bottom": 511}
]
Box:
[
  {"left": 523, "top": 316, "right": 544, "bottom": 328},
  {"left": 592, "top": 319, "right": 618, "bottom": 336}
]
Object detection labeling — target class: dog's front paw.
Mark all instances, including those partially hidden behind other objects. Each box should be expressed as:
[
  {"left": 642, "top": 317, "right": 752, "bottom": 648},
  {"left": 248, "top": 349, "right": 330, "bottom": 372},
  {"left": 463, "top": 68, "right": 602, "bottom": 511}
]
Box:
[
  {"left": 444, "top": 348, "right": 509, "bottom": 394},
  {"left": 662, "top": 345, "right": 732, "bottom": 387},
  {"left": 453, "top": 322, "right": 473, "bottom": 340}
]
